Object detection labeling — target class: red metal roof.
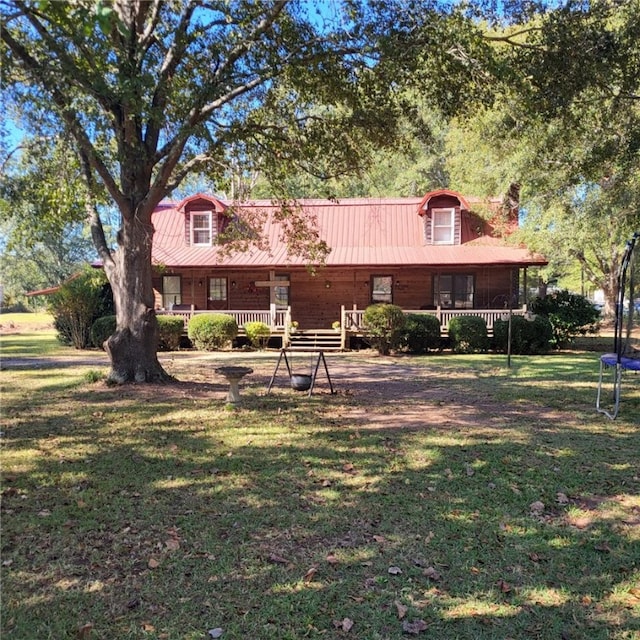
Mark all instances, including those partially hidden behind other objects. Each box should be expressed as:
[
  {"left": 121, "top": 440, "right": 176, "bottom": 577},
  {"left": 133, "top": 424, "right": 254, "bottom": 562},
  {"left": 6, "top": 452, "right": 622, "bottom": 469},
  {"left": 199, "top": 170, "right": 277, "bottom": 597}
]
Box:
[{"left": 151, "top": 195, "right": 547, "bottom": 269}]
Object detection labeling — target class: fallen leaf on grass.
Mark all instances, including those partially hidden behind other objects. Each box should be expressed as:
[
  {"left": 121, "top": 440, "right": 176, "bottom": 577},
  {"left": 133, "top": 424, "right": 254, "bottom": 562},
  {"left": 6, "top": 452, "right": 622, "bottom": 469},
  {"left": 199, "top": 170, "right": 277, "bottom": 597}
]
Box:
[
  {"left": 208, "top": 628, "right": 224, "bottom": 638},
  {"left": 326, "top": 553, "right": 339, "bottom": 564},
  {"left": 395, "top": 601, "right": 408, "bottom": 619},
  {"left": 556, "top": 492, "right": 570, "bottom": 504},
  {"left": 388, "top": 566, "right": 403, "bottom": 575},
  {"left": 373, "top": 535, "right": 386, "bottom": 543},
  {"left": 529, "top": 501, "right": 545, "bottom": 515},
  {"left": 303, "top": 566, "right": 318, "bottom": 582},
  {"left": 141, "top": 621, "right": 155, "bottom": 632},
  {"left": 342, "top": 463, "right": 356, "bottom": 474},
  {"left": 165, "top": 538, "right": 180, "bottom": 551},
  {"left": 77, "top": 623, "right": 94, "bottom": 639},
  {"left": 496, "top": 579, "right": 512, "bottom": 593},
  {"left": 333, "top": 618, "right": 354, "bottom": 632},
  {"left": 147, "top": 557, "right": 160, "bottom": 569},
  {"left": 267, "top": 553, "right": 290, "bottom": 565},
  {"left": 423, "top": 566, "right": 441, "bottom": 581},
  {"left": 402, "top": 619, "right": 428, "bottom": 634}
]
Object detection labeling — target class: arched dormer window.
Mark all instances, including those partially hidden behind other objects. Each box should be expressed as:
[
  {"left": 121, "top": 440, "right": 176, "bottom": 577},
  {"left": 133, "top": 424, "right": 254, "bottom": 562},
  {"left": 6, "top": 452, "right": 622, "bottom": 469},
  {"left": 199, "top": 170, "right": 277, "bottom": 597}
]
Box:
[
  {"left": 176, "top": 194, "right": 227, "bottom": 247},
  {"left": 418, "top": 190, "right": 469, "bottom": 246}
]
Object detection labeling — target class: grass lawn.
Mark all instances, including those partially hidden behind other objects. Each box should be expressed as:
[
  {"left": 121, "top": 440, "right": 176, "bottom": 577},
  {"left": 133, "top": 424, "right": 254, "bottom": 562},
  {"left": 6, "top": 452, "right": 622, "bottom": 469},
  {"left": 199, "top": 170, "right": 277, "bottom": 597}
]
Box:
[{"left": 1, "top": 332, "right": 639, "bottom": 639}]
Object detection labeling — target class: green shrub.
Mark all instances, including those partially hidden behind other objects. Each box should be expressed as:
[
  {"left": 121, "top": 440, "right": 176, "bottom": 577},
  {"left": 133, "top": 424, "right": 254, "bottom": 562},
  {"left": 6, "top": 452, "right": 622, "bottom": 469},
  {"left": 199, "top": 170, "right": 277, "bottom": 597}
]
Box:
[
  {"left": 244, "top": 321, "right": 271, "bottom": 349},
  {"left": 90, "top": 315, "right": 116, "bottom": 350},
  {"left": 448, "top": 315, "right": 488, "bottom": 353},
  {"left": 401, "top": 313, "right": 441, "bottom": 354},
  {"left": 50, "top": 268, "right": 113, "bottom": 349},
  {"left": 157, "top": 315, "right": 185, "bottom": 351},
  {"left": 493, "top": 314, "right": 553, "bottom": 354},
  {"left": 362, "top": 304, "right": 406, "bottom": 355},
  {"left": 530, "top": 290, "right": 600, "bottom": 348},
  {"left": 187, "top": 313, "right": 238, "bottom": 351}
]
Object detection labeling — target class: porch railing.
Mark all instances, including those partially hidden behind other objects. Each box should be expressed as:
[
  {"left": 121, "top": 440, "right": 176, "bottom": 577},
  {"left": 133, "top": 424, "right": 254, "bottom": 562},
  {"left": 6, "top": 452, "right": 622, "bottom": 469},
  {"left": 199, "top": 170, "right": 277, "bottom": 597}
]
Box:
[
  {"left": 158, "top": 304, "right": 290, "bottom": 332},
  {"left": 341, "top": 306, "right": 527, "bottom": 335}
]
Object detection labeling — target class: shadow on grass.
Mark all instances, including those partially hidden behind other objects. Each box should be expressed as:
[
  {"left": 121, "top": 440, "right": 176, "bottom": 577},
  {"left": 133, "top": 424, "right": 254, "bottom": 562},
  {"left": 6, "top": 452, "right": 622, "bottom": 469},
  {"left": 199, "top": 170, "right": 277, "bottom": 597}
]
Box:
[{"left": 1, "top": 355, "right": 639, "bottom": 639}]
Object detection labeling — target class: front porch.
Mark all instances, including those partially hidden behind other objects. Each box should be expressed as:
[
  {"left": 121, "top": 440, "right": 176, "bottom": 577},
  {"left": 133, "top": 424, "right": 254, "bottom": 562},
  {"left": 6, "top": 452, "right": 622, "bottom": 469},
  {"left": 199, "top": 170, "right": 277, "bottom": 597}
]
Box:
[{"left": 158, "top": 304, "right": 528, "bottom": 351}]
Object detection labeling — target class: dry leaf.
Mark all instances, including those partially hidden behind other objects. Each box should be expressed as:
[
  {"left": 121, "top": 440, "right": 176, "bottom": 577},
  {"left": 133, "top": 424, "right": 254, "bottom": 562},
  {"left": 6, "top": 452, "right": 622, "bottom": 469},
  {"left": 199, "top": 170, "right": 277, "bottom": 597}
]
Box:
[
  {"left": 302, "top": 566, "right": 318, "bottom": 583},
  {"left": 165, "top": 538, "right": 180, "bottom": 551},
  {"left": 148, "top": 557, "right": 160, "bottom": 569},
  {"left": 529, "top": 501, "right": 545, "bottom": 514},
  {"left": 402, "top": 619, "right": 428, "bottom": 634},
  {"left": 341, "top": 618, "right": 354, "bottom": 632},
  {"left": 77, "top": 623, "right": 94, "bottom": 639},
  {"left": 423, "top": 566, "right": 441, "bottom": 581},
  {"left": 373, "top": 535, "right": 386, "bottom": 543},
  {"left": 343, "top": 463, "right": 355, "bottom": 473},
  {"left": 267, "top": 553, "right": 290, "bottom": 565},
  {"left": 395, "top": 600, "right": 408, "bottom": 619},
  {"left": 388, "top": 566, "right": 403, "bottom": 575},
  {"left": 326, "top": 553, "right": 339, "bottom": 564},
  {"left": 141, "top": 622, "right": 155, "bottom": 632},
  {"left": 208, "top": 629, "right": 223, "bottom": 638},
  {"left": 496, "top": 579, "right": 512, "bottom": 593},
  {"left": 556, "top": 492, "right": 569, "bottom": 504}
]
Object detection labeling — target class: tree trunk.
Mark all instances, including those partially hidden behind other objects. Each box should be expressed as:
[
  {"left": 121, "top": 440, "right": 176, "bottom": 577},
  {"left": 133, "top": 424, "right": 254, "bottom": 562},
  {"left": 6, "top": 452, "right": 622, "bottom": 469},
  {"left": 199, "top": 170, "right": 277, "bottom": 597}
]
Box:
[{"left": 104, "top": 207, "right": 172, "bottom": 383}]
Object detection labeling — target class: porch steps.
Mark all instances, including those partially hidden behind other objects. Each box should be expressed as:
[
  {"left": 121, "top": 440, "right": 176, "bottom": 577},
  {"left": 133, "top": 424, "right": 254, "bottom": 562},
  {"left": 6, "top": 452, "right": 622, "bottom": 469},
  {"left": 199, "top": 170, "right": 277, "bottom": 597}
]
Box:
[{"left": 289, "top": 329, "right": 342, "bottom": 352}]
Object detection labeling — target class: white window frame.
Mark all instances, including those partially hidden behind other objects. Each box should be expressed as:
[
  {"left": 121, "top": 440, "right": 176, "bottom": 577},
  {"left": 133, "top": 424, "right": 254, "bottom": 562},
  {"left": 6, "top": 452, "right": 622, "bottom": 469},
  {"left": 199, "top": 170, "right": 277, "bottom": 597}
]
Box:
[
  {"left": 191, "top": 211, "right": 213, "bottom": 246},
  {"left": 432, "top": 207, "right": 455, "bottom": 245}
]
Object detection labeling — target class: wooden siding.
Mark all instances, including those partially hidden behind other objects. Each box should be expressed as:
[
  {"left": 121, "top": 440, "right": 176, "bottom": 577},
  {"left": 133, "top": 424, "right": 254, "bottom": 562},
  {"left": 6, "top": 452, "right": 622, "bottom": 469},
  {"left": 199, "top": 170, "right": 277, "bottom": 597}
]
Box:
[{"left": 155, "top": 266, "right": 521, "bottom": 329}]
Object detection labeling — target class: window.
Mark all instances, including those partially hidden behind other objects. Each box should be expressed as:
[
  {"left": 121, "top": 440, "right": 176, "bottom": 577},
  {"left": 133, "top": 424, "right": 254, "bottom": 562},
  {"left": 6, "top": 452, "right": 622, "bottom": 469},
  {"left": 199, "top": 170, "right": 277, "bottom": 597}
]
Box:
[
  {"left": 434, "top": 274, "right": 474, "bottom": 309},
  {"left": 162, "top": 275, "right": 181, "bottom": 309},
  {"left": 275, "top": 274, "right": 289, "bottom": 307},
  {"left": 432, "top": 208, "right": 455, "bottom": 245},
  {"left": 191, "top": 211, "right": 213, "bottom": 245},
  {"left": 372, "top": 275, "right": 393, "bottom": 303},
  {"left": 209, "top": 278, "right": 227, "bottom": 301}
]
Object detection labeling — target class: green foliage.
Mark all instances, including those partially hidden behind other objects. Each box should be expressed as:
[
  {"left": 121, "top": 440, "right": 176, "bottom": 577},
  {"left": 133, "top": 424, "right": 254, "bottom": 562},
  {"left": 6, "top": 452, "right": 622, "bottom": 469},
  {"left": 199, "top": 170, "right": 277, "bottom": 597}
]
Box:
[
  {"left": 187, "top": 314, "right": 238, "bottom": 351},
  {"left": 49, "top": 268, "right": 113, "bottom": 349},
  {"left": 362, "top": 304, "right": 406, "bottom": 355},
  {"left": 530, "top": 290, "right": 600, "bottom": 348},
  {"left": 493, "top": 314, "right": 553, "bottom": 355},
  {"left": 243, "top": 321, "right": 271, "bottom": 350},
  {"left": 448, "top": 315, "right": 488, "bottom": 353},
  {"left": 401, "top": 313, "right": 441, "bottom": 354},
  {"left": 157, "top": 315, "right": 185, "bottom": 352},
  {"left": 90, "top": 314, "right": 116, "bottom": 350}
]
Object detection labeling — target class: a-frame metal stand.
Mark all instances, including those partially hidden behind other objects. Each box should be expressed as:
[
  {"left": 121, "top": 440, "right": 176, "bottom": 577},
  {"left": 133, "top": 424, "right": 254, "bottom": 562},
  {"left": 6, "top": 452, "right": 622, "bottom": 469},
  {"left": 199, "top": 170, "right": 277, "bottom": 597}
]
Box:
[{"left": 266, "top": 349, "right": 336, "bottom": 397}]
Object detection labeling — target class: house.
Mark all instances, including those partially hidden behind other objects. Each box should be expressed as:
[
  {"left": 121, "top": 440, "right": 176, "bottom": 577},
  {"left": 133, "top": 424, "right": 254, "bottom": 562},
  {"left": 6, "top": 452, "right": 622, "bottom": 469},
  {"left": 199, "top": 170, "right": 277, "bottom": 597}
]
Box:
[{"left": 151, "top": 189, "right": 547, "bottom": 340}]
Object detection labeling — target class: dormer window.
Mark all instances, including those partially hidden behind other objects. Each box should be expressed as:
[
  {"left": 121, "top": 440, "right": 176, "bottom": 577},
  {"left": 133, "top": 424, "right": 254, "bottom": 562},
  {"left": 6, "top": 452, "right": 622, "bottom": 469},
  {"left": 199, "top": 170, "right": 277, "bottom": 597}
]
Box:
[
  {"left": 432, "top": 208, "right": 455, "bottom": 245},
  {"left": 191, "top": 211, "right": 213, "bottom": 246}
]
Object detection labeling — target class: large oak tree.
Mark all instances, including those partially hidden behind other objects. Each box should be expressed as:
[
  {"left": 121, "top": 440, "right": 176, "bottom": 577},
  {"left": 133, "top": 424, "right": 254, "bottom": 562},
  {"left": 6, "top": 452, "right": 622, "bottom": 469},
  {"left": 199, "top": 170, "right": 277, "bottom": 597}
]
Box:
[{"left": 0, "top": 0, "right": 437, "bottom": 381}]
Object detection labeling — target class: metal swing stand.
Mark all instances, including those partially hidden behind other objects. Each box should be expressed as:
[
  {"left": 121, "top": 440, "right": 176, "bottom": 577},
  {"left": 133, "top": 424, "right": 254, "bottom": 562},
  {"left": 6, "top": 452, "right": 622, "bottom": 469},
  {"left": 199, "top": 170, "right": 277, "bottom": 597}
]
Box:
[
  {"left": 266, "top": 349, "right": 336, "bottom": 397},
  {"left": 596, "top": 231, "right": 640, "bottom": 420}
]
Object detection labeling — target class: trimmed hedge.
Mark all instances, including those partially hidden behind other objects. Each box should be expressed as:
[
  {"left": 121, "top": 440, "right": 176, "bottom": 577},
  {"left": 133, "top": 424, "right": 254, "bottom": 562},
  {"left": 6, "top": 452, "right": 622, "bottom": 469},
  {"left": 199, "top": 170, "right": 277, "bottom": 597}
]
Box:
[
  {"left": 187, "top": 313, "right": 238, "bottom": 351},
  {"left": 493, "top": 314, "right": 553, "bottom": 354},
  {"left": 90, "top": 315, "right": 116, "bottom": 350},
  {"left": 157, "top": 315, "right": 185, "bottom": 351},
  {"left": 362, "top": 304, "right": 406, "bottom": 355},
  {"left": 244, "top": 321, "right": 271, "bottom": 349},
  {"left": 448, "top": 315, "right": 488, "bottom": 353},
  {"left": 402, "top": 313, "right": 441, "bottom": 354}
]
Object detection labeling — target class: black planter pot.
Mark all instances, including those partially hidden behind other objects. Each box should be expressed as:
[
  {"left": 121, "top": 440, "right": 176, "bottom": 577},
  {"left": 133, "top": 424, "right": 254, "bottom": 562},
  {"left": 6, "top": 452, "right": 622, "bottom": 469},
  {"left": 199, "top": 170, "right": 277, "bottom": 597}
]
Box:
[{"left": 290, "top": 373, "right": 312, "bottom": 391}]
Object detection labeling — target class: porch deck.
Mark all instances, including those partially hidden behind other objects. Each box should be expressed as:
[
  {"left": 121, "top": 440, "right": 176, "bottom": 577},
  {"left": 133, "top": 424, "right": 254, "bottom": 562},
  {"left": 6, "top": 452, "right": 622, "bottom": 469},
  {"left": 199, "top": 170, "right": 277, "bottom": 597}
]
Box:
[{"left": 157, "top": 305, "right": 526, "bottom": 350}]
